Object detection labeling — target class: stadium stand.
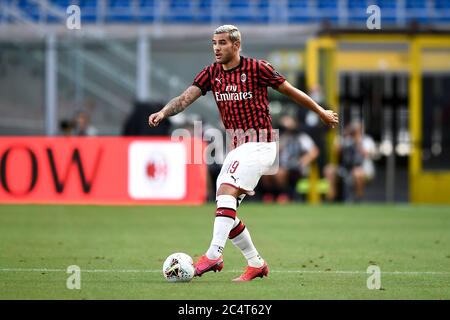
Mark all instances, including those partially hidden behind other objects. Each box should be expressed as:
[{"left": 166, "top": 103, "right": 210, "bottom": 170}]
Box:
[{"left": 1, "top": 0, "right": 450, "bottom": 25}]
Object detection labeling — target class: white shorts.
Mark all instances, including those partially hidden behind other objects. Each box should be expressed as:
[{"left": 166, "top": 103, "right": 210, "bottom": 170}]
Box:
[{"left": 216, "top": 142, "right": 277, "bottom": 196}]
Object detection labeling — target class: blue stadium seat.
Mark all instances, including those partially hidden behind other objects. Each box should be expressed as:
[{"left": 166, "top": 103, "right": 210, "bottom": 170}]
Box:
[
  {"left": 288, "top": 15, "right": 313, "bottom": 24},
  {"left": 16, "top": 0, "right": 40, "bottom": 21},
  {"left": 5, "top": 0, "right": 449, "bottom": 26},
  {"left": 381, "top": 16, "right": 398, "bottom": 26},
  {"left": 228, "top": 0, "right": 250, "bottom": 9},
  {"left": 220, "top": 0, "right": 258, "bottom": 24},
  {"left": 74, "top": 0, "right": 97, "bottom": 23},
  {"left": 162, "top": 0, "right": 195, "bottom": 23},
  {"left": 78, "top": 0, "right": 97, "bottom": 7},
  {"left": 348, "top": 0, "right": 367, "bottom": 8},
  {"left": 434, "top": 16, "right": 450, "bottom": 23},
  {"left": 51, "top": 0, "right": 73, "bottom": 8},
  {"left": 435, "top": 0, "right": 450, "bottom": 9},
  {"left": 136, "top": 0, "right": 156, "bottom": 22},
  {"left": 406, "top": 16, "right": 432, "bottom": 24},
  {"left": 288, "top": 0, "right": 308, "bottom": 9},
  {"left": 198, "top": 0, "right": 212, "bottom": 8},
  {"left": 318, "top": 0, "right": 337, "bottom": 9},
  {"left": 256, "top": 0, "right": 269, "bottom": 23},
  {"left": 346, "top": 0, "right": 369, "bottom": 26},
  {"left": 406, "top": 0, "right": 427, "bottom": 9},
  {"left": 171, "top": 0, "right": 192, "bottom": 8},
  {"left": 347, "top": 16, "right": 367, "bottom": 26},
  {"left": 107, "top": 0, "right": 134, "bottom": 22},
  {"left": 138, "top": 0, "right": 156, "bottom": 7},
  {"left": 287, "top": 0, "right": 309, "bottom": 23},
  {"left": 377, "top": 0, "right": 397, "bottom": 9},
  {"left": 317, "top": 0, "right": 338, "bottom": 23},
  {"left": 258, "top": 0, "right": 270, "bottom": 8},
  {"left": 109, "top": 0, "right": 133, "bottom": 7},
  {"left": 194, "top": 0, "right": 212, "bottom": 23},
  {"left": 138, "top": 0, "right": 156, "bottom": 12}
]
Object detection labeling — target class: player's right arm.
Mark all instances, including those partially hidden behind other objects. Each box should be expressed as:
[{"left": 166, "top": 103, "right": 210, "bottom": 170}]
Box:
[{"left": 148, "top": 85, "right": 202, "bottom": 127}]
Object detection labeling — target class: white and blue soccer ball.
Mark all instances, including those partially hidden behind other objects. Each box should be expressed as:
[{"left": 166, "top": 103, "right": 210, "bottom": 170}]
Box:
[{"left": 162, "top": 252, "right": 195, "bottom": 282}]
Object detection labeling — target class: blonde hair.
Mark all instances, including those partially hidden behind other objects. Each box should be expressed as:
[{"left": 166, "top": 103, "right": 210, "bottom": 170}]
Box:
[{"left": 214, "top": 25, "right": 241, "bottom": 43}]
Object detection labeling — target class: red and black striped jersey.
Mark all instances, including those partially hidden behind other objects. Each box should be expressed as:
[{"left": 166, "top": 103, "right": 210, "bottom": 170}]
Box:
[{"left": 192, "top": 56, "right": 286, "bottom": 133}]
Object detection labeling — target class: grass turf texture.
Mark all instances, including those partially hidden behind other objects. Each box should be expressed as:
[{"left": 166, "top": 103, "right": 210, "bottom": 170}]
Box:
[{"left": 0, "top": 204, "right": 449, "bottom": 299}]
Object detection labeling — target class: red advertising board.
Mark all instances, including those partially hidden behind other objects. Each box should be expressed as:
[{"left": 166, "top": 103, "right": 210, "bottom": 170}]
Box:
[{"left": 0, "top": 137, "right": 206, "bottom": 205}]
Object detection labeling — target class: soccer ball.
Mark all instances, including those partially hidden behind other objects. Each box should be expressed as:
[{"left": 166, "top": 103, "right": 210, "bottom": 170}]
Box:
[{"left": 162, "top": 252, "right": 195, "bottom": 282}]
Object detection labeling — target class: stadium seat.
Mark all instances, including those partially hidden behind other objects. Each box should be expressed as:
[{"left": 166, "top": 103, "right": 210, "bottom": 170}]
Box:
[
  {"left": 72, "top": 0, "right": 97, "bottom": 23},
  {"left": 406, "top": 0, "right": 427, "bottom": 9},
  {"left": 434, "top": 0, "right": 450, "bottom": 24},
  {"left": 136, "top": 0, "right": 156, "bottom": 22},
  {"left": 161, "top": 0, "right": 196, "bottom": 24},
  {"left": 435, "top": 0, "right": 450, "bottom": 9},
  {"left": 288, "top": 0, "right": 308, "bottom": 9},
  {"left": 169, "top": 0, "right": 191, "bottom": 9},
  {"left": 5, "top": 0, "right": 450, "bottom": 26},
  {"left": 78, "top": 0, "right": 97, "bottom": 7},
  {"left": 16, "top": 0, "right": 40, "bottom": 21},
  {"left": 190, "top": 0, "right": 211, "bottom": 23},
  {"left": 52, "top": 0, "right": 73, "bottom": 8},
  {"left": 378, "top": 0, "right": 397, "bottom": 9},
  {"left": 318, "top": 0, "right": 337, "bottom": 9},
  {"left": 287, "top": 0, "right": 311, "bottom": 24}
]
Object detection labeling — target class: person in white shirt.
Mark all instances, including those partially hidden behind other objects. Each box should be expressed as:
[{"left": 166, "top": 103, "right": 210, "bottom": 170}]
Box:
[
  {"left": 260, "top": 115, "right": 319, "bottom": 203},
  {"left": 324, "top": 121, "right": 376, "bottom": 202}
]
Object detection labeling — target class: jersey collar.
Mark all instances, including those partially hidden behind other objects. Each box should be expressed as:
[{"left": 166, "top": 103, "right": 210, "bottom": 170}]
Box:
[{"left": 221, "top": 56, "right": 243, "bottom": 73}]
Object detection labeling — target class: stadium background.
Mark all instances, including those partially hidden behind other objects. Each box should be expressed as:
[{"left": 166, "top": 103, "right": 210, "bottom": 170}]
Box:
[{"left": 0, "top": 0, "right": 449, "bottom": 300}]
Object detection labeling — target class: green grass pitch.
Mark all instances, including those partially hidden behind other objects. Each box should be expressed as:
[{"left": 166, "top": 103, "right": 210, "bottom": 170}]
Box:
[{"left": 0, "top": 203, "right": 449, "bottom": 299}]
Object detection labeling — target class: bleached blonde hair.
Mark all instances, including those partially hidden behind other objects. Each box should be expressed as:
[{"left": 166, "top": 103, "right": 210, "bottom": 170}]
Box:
[{"left": 214, "top": 25, "right": 241, "bottom": 43}]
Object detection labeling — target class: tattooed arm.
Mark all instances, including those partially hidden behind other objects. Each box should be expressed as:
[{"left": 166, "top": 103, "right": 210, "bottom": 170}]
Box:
[{"left": 148, "top": 85, "right": 202, "bottom": 127}]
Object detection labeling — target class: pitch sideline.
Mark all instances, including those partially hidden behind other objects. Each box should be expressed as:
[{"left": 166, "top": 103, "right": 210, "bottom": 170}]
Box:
[{"left": 0, "top": 268, "right": 449, "bottom": 275}]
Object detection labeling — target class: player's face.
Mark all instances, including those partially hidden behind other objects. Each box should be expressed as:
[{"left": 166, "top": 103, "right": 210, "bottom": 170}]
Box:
[{"left": 212, "top": 33, "right": 239, "bottom": 64}]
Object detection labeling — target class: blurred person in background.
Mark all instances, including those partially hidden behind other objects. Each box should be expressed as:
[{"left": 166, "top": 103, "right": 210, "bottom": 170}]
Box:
[
  {"left": 259, "top": 114, "right": 319, "bottom": 203},
  {"left": 59, "top": 119, "right": 74, "bottom": 136},
  {"left": 324, "top": 121, "right": 376, "bottom": 202},
  {"left": 123, "top": 101, "right": 171, "bottom": 136},
  {"left": 73, "top": 110, "right": 98, "bottom": 136}
]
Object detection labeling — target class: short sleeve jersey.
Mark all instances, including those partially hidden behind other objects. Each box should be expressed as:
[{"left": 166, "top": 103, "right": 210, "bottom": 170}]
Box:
[{"left": 192, "top": 56, "right": 286, "bottom": 132}]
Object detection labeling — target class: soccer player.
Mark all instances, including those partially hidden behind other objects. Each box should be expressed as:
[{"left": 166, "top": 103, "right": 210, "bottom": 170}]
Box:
[{"left": 149, "top": 25, "right": 338, "bottom": 281}]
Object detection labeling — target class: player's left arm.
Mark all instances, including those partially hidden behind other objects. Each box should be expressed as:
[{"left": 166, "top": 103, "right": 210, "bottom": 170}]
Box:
[{"left": 276, "top": 81, "right": 339, "bottom": 128}]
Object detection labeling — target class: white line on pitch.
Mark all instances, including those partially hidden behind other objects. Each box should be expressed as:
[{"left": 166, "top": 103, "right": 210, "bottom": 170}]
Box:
[{"left": 0, "top": 268, "right": 449, "bottom": 275}]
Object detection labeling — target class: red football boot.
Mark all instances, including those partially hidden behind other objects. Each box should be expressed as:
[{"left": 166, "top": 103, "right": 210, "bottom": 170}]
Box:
[
  {"left": 194, "top": 255, "right": 224, "bottom": 277},
  {"left": 232, "top": 263, "right": 269, "bottom": 282}
]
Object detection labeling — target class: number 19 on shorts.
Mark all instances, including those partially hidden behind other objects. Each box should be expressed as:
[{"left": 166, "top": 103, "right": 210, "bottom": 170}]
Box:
[{"left": 227, "top": 161, "right": 240, "bottom": 174}]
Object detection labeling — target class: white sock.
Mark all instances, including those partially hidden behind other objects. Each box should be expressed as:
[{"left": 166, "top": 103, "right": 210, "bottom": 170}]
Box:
[
  {"left": 206, "top": 195, "right": 237, "bottom": 260},
  {"left": 230, "top": 219, "right": 265, "bottom": 268}
]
